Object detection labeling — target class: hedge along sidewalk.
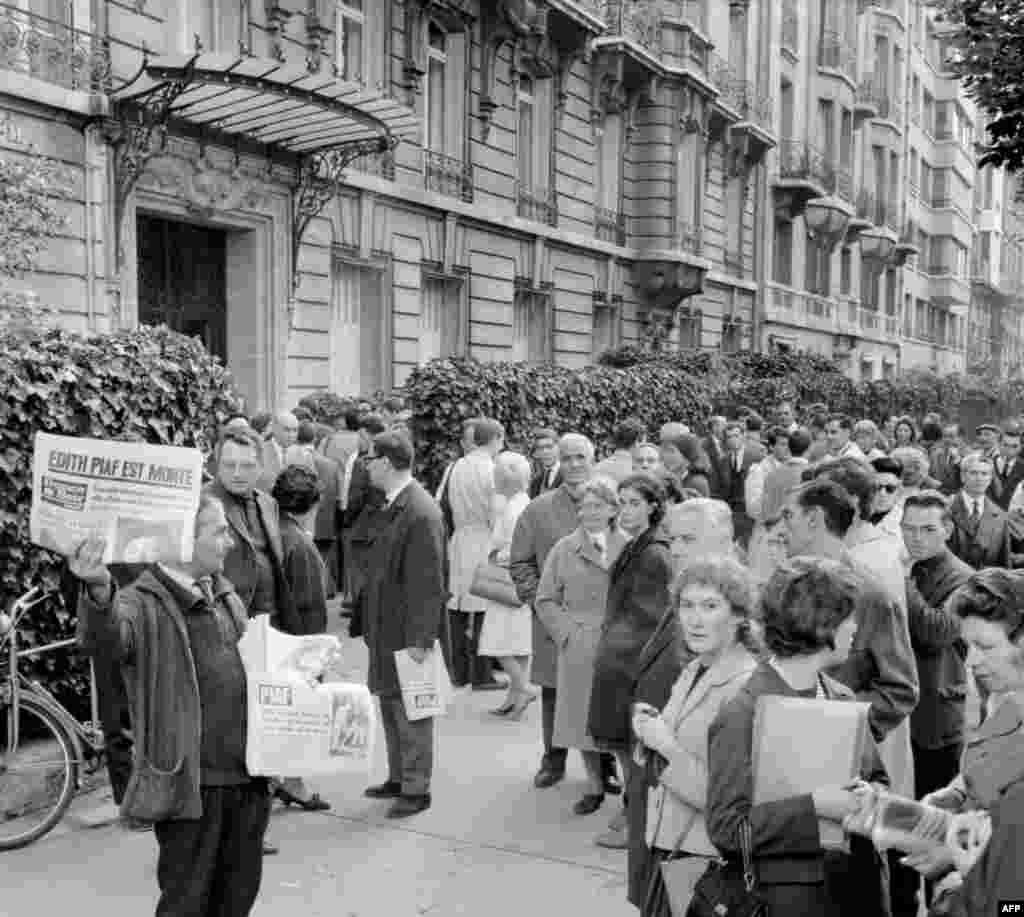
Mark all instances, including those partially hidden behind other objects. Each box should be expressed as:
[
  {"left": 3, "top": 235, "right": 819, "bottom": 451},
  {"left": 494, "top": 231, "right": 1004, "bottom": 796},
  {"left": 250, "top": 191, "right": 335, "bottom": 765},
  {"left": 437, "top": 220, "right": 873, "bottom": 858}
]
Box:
[{"left": 399, "top": 352, "right": 1021, "bottom": 491}]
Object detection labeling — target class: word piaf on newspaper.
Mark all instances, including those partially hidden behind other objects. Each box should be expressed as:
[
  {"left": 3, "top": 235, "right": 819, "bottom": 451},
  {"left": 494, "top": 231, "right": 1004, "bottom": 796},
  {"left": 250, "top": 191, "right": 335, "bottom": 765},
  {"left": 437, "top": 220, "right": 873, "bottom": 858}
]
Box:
[{"left": 31, "top": 432, "right": 203, "bottom": 564}]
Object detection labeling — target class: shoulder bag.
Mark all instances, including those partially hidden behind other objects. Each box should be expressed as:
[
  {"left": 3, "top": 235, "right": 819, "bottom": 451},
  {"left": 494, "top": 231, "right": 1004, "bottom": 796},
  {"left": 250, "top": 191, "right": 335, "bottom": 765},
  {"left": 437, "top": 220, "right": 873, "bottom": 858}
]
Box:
[
  {"left": 685, "top": 821, "right": 766, "bottom": 917},
  {"left": 469, "top": 559, "right": 520, "bottom": 608}
]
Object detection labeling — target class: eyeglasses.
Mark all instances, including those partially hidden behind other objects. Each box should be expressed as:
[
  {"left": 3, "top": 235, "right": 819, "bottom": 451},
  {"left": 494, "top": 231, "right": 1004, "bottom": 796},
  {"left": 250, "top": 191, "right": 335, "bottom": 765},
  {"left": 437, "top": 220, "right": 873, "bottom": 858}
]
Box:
[{"left": 878, "top": 484, "right": 900, "bottom": 493}]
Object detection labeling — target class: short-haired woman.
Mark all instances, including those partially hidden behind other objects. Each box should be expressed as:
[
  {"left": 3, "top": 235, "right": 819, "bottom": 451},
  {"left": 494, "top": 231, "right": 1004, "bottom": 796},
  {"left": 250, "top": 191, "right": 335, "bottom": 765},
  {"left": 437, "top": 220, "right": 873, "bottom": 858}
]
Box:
[
  {"left": 478, "top": 451, "right": 538, "bottom": 718},
  {"left": 658, "top": 434, "right": 711, "bottom": 498},
  {"left": 902, "top": 569, "right": 1024, "bottom": 914},
  {"left": 633, "top": 557, "right": 759, "bottom": 917},
  {"left": 535, "top": 476, "right": 628, "bottom": 814},
  {"left": 589, "top": 473, "right": 675, "bottom": 847},
  {"left": 269, "top": 464, "right": 331, "bottom": 812},
  {"left": 706, "top": 558, "right": 889, "bottom": 917}
]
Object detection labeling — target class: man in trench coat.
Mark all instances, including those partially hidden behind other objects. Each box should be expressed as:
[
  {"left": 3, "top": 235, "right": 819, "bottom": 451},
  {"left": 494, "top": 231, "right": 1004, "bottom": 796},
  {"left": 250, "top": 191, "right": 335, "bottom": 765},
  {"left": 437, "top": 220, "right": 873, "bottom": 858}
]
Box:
[{"left": 349, "top": 431, "right": 448, "bottom": 819}]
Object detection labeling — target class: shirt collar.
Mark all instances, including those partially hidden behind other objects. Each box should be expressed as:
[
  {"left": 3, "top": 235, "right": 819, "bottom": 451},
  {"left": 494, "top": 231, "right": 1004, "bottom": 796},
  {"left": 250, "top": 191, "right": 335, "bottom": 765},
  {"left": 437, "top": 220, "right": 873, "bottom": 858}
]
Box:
[
  {"left": 385, "top": 477, "right": 413, "bottom": 507},
  {"left": 962, "top": 492, "right": 985, "bottom": 511},
  {"left": 158, "top": 564, "right": 200, "bottom": 594}
]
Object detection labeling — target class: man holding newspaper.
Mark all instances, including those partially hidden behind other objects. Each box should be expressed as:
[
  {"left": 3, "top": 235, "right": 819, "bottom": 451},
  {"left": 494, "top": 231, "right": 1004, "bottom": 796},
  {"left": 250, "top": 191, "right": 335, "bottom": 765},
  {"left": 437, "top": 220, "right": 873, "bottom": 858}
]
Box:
[{"left": 348, "top": 430, "right": 448, "bottom": 819}]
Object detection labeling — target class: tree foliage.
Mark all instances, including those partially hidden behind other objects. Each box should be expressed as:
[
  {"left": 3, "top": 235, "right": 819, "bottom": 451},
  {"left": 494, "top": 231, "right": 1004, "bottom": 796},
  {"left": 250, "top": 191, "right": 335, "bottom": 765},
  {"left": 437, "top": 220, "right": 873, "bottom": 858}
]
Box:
[
  {"left": 932, "top": 0, "right": 1024, "bottom": 171},
  {"left": 0, "top": 323, "right": 241, "bottom": 715}
]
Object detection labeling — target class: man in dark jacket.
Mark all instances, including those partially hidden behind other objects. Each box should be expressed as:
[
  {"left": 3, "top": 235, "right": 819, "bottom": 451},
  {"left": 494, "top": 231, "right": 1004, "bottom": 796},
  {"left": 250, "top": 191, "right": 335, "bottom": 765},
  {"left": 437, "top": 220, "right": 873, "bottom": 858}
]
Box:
[
  {"left": 948, "top": 453, "right": 1013, "bottom": 569},
  {"left": 900, "top": 491, "right": 973, "bottom": 912},
  {"left": 352, "top": 431, "right": 448, "bottom": 819},
  {"left": 72, "top": 494, "right": 270, "bottom": 917}
]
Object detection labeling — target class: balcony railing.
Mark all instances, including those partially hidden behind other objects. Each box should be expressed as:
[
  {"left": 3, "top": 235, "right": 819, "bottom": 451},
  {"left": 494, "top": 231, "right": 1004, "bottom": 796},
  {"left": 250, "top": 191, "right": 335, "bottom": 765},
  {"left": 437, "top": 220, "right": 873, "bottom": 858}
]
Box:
[
  {"left": 680, "top": 0, "right": 707, "bottom": 33},
  {"left": 0, "top": 2, "right": 111, "bottom": 91},
  {"left": 709, "top": 52, "right": 747, "bottom": 112},
  {"left": 723, "top": 248, "right": 745, "bottom": 278},
  {"left": 424, "top": 150, "right": 474, "bottom": 202},
  {"left": 856, "top": 79, "right": 884, "bottom": 112},
  {"left": 675, "top": 221, "right": 704, "bottom": 255},
  {"left": 765, "top": 283, "right": 835, "bottom": 325},
  {"left": 517, "top": 182, "right": 558, "bottom": 226},
  {"left": 777, "top": 139, "right": 833, "bottom": 190},
  {"left": 601, "top": 0, "right": 661, "bottom": 53},
  {"left": 818, "top": 29, "right": 857, "bottom": 82},
  {"left": 595, "top": 206, "right": 627, "bottom": 245}
]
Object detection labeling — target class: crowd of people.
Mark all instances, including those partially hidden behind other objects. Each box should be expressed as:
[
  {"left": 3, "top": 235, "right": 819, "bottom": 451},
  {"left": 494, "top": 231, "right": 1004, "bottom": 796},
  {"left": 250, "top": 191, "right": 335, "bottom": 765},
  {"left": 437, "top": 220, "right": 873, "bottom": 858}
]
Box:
[{"left": 64, "top": 395, "right": 1024, "bottom": 917}]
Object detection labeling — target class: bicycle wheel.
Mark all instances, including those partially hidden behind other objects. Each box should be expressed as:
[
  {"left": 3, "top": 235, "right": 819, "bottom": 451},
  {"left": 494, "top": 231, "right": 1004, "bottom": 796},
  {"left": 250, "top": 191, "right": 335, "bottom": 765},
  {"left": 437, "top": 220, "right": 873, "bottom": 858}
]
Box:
[{"left": 0, "top": 695, "right": 78, "bottom": 850}]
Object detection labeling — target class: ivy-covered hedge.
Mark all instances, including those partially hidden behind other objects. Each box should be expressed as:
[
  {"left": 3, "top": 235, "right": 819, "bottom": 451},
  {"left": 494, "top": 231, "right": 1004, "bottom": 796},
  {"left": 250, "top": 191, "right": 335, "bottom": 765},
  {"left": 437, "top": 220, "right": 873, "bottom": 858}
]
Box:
[
  {"left": 404, "top": 351, "right": 1024, "bottom": 489},
  {"left": 0, "top": 323, "right": 241, "bottom": 716}
]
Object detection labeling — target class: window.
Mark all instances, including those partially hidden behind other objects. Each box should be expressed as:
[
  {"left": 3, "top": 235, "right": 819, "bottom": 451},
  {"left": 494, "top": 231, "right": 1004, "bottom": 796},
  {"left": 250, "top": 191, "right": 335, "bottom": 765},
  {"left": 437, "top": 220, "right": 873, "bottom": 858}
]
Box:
[
  {"left": 419, "top": 274, "right": 465, "bottom": 362},
  {"left": 780, "top": 79, "right": 794, "bottom": 139},
  {"left": 904, "top": 292, "right": 913, "bottom": 332},
  {"left": 840, "top": 108, "right": 853, "bottom": 172},
  {"left": 774, "top": 219, "right": 793, "bottom": 285},
  {"left": 840, "top": 247, "right": 852, "bottom": 294},
  {"left": 955, "top": 243, "right": 969, "bottom": 278},
  {"left": 818, "top": 99, "right": 836, "bottom": 162},
  {"left": 872, "top": 145, "right": 886, "bottom": 205},
  {"left": 923, "top": 89, "right": 934, "bottom": 133},
  {"left": 874, "top": 34, "right": 889, "bottom": 94},
  {"left": 909, "top": 149, "right": 918, "bottom": 191},
  {"left": 806, "top": 235, "right": 830, "bottom": 295},
  {"left": 512, "top": 284, "right": 551, "bottom": 362},
  {"left": 425, "top": 23, "right": 446, "bottom": 152},
  {"left": 911, "top": 75, "right": 920, "bottom": 119},
  {"left": 592, "top": 298, "right": 620, "bottom": 356},
  {"left": 729, "top": 4, "right": 748, "bottom": 79},
  {"left": 921, "top": 160, "right": 933, "bottom": 204},
  {"left": 915, "top": 298, "right": 927, "bottom": 337},
  {"left": 889, "top": 152, "right": 899, "bottom": 207},
  {"left": 337, "top": 0, "right": 365, "bottom": 83},
  {"left": 331, "top": 258, "right": 387, "bottom": 395},
  {"left": 597, "top": 113, "right": 624, "bottom": 215},
  {"left": 721, "top": 320, "right": 742, "bottom": 353},
  {"left": 676, "top": 113, "right": 703, "bottom": 237},
  {"left": 935, "top": 101, "right": 950, "bottom": 139},
  {"left": 861, "top": 257, "right": 878, "bottom": 308},
  {"left": 678, "top": 310, "right": 701, "bottom": 349},
  {"left": 885, "top": 268, "right": 897, "bottom": 314},
  {"left": 725, "top": 172, "right": 745, "bottom": 273},
  {"left": 515, "top": 75, "right": 554, "bottom": 210},
  {"left": 860, "top": 359, "right": 874, "bottom": 381}
]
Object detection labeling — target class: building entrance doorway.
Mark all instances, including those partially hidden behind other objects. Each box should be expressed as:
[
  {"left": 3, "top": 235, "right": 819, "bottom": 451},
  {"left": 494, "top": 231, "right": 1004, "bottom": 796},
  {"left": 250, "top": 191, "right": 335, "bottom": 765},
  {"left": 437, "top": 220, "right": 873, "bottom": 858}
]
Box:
[{"left": 137, "top": 214, "right": 228, "bottom": 362}]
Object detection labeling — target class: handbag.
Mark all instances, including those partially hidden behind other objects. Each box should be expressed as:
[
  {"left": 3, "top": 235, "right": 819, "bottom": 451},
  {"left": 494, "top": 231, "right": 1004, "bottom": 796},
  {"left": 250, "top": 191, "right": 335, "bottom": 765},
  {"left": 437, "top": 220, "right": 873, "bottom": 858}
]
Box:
[
  {"left": 469, "top": 560, "right": 520, "bottom": 607},
  {"left": 686, "top": 821, "right": 766, "bottom": 917}
]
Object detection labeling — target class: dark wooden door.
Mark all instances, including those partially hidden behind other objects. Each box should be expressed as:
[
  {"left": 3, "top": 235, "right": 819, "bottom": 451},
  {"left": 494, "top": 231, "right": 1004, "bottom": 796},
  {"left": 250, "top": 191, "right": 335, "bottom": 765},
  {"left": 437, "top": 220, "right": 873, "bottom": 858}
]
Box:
[{"left": 137, "top": 215, "right": 227, "bottom": 362}]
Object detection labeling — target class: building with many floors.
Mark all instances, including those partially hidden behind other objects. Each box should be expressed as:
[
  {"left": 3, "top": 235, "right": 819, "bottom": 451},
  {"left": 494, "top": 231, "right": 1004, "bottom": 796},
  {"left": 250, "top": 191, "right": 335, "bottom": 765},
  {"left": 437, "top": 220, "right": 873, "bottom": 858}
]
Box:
[{"left": 1, "top": 0, "right": 1023, "bottom": 410}]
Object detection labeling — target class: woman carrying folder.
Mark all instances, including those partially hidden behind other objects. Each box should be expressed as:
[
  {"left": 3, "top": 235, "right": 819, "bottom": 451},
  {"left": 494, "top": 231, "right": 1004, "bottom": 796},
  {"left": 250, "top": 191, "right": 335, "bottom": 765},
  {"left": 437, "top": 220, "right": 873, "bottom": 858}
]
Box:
[
  {"left": 705, "top": 558, "right": 890, "bottom": 917},
  {"left": 631, "top": 556, "right": 759, "bottom": 917}
]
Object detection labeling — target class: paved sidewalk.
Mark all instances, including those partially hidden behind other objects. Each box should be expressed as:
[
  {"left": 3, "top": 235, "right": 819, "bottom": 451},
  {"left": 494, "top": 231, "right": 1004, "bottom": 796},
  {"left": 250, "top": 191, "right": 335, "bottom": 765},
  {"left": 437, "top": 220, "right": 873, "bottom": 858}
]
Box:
[{"left": 1, "top": 619, "right": 634, "bottom": 917}]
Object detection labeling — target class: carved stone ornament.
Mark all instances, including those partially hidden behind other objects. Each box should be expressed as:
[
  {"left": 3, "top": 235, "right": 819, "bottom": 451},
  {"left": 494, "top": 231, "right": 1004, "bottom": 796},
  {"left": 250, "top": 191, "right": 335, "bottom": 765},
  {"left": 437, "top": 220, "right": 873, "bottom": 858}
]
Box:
[
  {"left": 265, "top": 0, "right": 293, "bottom": 62},
  {"left": 590, "top": 49, "right": 658, "bottom": 137},
  {"left": 634, "top": 259, "right": 705, "bottom": 311},
  {"left": 479, "top": 0, "right": 547, "bottom": 139},
  {"left": 141, "top": 152, "right": 269, "bottom": 218},
  {"left": 403, "top": 0, "right": 471, "bottom": 96}
]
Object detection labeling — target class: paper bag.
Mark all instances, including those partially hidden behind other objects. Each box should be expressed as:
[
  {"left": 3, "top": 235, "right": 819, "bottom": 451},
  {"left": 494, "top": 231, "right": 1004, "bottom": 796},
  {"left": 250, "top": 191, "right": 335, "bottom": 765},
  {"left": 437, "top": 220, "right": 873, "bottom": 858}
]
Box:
[{"left": 393, "top": 641, "right": 452, "bottom": 721}]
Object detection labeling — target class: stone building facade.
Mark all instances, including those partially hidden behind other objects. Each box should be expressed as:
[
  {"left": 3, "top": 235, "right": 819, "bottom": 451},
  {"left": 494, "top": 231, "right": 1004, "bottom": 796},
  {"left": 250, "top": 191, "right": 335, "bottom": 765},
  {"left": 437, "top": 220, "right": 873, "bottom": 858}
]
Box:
[{"left": 2, "top": 0, "right": 1022, "bottom": 411}]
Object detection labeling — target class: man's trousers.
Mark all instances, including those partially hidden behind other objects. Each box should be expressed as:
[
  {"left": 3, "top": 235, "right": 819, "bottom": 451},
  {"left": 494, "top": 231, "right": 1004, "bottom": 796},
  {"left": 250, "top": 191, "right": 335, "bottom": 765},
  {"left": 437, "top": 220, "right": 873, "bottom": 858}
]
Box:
[{"left": 379, "top": 693, "right": 434, "bottom": 796}]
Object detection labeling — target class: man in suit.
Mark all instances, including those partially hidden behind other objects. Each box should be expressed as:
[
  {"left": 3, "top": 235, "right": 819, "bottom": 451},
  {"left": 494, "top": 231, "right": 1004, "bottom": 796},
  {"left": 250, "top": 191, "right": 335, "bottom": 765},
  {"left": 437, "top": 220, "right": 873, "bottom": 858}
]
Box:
[
  {"left": 257, "top": 411, "right": 299, "bottom": 492},
  {"left": 974, "top": 422, "right": 1001, "bottom": 463},
  {"left": 761, "top": 427, "right": 812, "bottom": 523},
  {"left": 528, "top": 427, "right": 561, "bottom": 498},
  {"left": 949, "top": 452, "right": 1013, "bottom": 569},
  {"left": 900, "top": 491, "right": 973, "bottom": 912},
  {"left": 355, "top": 431, "right": 447, "bottom": 819},
  {"left": 988, "top": 425, "right": 1024, "bottom": 511},
  {"left": 721, "top": 421, "right": 759, "bottom": 548},
  {"left": 702, "top": 415, "right": 728, "bottom": 498}
]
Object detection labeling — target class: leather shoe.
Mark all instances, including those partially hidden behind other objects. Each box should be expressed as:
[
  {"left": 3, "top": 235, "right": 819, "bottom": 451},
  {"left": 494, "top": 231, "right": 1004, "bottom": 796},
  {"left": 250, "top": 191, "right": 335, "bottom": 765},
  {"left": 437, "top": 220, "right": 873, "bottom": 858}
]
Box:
[
  {"left": 603, "top": 773, "right": 623, "bottom": 796},
  {"left": 364, "top": 780, "right": 402, "bottom": 799},
  {"left": 262, "top": 842, "right": 280, "bottom": 856},
  {"left": 386, "top": 793, "right": 432, "bottom": 818},
  {"left": 533, "top": 766, "right": 565, "bottom": 789},
  {"left": 573, "top": 793, "right": 605, "bottom": 816}
]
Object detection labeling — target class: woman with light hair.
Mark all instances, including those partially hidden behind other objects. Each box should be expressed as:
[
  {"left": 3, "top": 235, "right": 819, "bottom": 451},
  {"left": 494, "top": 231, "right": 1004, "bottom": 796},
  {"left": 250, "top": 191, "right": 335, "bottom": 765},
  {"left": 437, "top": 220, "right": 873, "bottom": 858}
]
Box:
[
  {"left": 535, "top": 475, "right": 628, "bottom": 814},
  {"left": 892, "top": 445, "right": 941, "bottom": 495},
  {"left": 479, "top": 451, "right": 539, "bottom": 717},
  {"left": 853, "top": 419, "right": 886, "bottom": 462}
]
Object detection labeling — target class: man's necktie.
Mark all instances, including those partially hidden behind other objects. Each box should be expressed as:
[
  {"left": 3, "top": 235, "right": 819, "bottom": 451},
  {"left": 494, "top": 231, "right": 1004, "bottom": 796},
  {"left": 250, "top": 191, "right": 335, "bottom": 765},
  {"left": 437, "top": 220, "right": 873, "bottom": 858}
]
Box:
[
  {"left": 970, "top": 500, "right": 981, "bottom": 526},
  {"left": 244, "top": 495, "right": 262, "bottom": 536},
  {"left": 195, "top": 577, "right": 215, "bottom": 606}
]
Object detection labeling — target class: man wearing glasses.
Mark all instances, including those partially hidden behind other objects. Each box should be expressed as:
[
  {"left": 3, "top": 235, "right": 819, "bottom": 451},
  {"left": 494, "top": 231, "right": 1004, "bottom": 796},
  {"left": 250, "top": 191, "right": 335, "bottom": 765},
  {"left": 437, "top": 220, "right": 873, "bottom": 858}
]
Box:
[{"left": 870, "top": 455, "right": 907, "bottom": 546}]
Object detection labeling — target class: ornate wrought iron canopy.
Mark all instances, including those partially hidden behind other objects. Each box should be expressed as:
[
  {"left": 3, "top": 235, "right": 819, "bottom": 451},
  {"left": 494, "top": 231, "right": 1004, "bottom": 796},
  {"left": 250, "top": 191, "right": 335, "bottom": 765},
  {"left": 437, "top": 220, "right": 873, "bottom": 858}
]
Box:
[{"left": 103, "top": 52, "right": 420, "bottom": 298}]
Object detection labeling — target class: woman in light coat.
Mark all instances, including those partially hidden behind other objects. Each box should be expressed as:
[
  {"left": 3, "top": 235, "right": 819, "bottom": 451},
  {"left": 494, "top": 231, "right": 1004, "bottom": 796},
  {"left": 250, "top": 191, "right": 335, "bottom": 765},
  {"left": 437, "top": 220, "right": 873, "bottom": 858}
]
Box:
[
  {"left": 632, "top": 556, "right": 759, "bottom": 917},
  {"left": 535, "top": 476, "right": 627, "bottom": 815},
  {"left": 479, "top": 452, "right": 538, "bottom": 718}
]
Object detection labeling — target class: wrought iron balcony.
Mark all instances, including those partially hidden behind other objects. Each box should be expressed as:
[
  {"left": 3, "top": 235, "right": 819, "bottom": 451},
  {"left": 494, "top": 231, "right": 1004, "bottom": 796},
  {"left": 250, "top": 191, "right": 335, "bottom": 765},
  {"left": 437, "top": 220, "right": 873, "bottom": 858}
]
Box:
[
  {"left": 709, "top": 52, "right": 747, "bottom": 113},
  {"left": 424, "top": 150, "right": 474, "bottom": 202},
  {"left": 817, "top": 29, "right": 857, "bottom": 82},
  {"left": 675, "top": 221, "right": 704, "bottom": 255},
  {"left": 855, "top": 79, "right": 883, "bottom": 120},
  {"left": 595, "top": 206, "right": 627, "bottom": 245},
  {"left": 0, "top": 2, "right": 110, "bottom": 92},
  {"left": 601, "top": 0, "right": 661, "bottom": 53},
  {"left": 777, "top": 139, "right": 833, "bottom": 190},
  {"left": 517, "top": 182, "right": 558, "bottom": 226}
]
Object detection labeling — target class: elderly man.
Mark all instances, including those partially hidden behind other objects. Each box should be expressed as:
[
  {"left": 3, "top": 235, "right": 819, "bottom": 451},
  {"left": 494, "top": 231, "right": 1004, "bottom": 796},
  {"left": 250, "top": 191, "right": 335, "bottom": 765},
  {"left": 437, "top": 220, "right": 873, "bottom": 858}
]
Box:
[
  {"left": 511, "top": 433, "right": 616, "bottom": 793},
  {"left": 625, "top": 497, "right": 735, "bottom": 909},
  {"left": 71, "top": 496, "right": 272, "bottom": 915},
  {"left": 948, "top": 452, "right": 1013, "bottom": 569},
  {"left": 258, "top": 411, "right": 298, "bottom": 491}
]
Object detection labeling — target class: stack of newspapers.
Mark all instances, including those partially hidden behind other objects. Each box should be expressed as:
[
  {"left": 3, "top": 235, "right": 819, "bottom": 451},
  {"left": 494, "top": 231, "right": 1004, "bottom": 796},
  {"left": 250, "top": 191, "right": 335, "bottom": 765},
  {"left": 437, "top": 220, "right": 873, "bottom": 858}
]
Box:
[{"left": 844, "top": 789, "right": 952, "bottom": 855}]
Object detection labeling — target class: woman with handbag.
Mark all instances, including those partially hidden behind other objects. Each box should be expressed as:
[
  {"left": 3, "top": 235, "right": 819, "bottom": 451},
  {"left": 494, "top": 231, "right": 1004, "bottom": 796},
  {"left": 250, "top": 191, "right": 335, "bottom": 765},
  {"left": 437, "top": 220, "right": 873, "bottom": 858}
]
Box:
[
  {"left": 703, "top": 558, "right": 890, "bottom": 917},
  {"left": 534, "top": 476, "right": 627, "bottom": 814},
  {"left": 476, "top": 452, "right": 539, "bottom": 718},
  {"left": 588, "top": 473, "right": 675, "bottom": 847},
  {"left": 633, "top": 556, "right": 759, "bottom": 917}
]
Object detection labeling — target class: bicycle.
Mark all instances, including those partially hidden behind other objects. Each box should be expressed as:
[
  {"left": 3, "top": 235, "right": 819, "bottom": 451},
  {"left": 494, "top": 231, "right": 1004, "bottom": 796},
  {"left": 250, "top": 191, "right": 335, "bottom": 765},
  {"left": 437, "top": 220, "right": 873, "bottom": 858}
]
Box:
[{"left": 0, "top": 585, "right": 106, "bottom": 850}]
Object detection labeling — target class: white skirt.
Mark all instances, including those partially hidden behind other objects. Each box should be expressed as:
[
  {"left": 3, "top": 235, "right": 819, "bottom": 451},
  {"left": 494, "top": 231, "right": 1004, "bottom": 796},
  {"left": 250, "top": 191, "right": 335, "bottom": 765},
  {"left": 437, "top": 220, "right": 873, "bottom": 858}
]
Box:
[{"left": 478, "top": 601, "right": 532, "bottom": 657}]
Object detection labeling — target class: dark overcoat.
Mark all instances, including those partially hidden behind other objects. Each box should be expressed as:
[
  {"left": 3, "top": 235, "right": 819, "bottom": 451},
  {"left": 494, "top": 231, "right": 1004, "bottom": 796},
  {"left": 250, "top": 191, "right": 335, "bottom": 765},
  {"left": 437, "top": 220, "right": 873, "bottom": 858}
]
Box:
[
  {"left": 349, "top": 479, "right": 448, "bottom": 696},
  {"left": 948, "top": 493, "right": 1013, "bottom": 569},
  {"left": 586, "top": 526, "right": 673, "bottom": 747},
  {"left": 277, "top": 515, "right": 328, "bottom": 636}
]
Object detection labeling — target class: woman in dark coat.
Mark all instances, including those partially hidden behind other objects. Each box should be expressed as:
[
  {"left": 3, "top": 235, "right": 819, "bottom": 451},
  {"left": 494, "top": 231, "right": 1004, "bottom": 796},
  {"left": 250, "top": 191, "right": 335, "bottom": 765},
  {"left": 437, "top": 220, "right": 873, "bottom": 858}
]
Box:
[
  {"left": 705, "top": 557, "right": 890, "bottom": 917},
  {"left": 588, "top": 473, "right": 674, "bottom": 847},
  {"left": 270, "top": 465, "right": 331, "bottom": 811},
  {"left": 659, "top": 433, "right": 711, "bottom": 498}
]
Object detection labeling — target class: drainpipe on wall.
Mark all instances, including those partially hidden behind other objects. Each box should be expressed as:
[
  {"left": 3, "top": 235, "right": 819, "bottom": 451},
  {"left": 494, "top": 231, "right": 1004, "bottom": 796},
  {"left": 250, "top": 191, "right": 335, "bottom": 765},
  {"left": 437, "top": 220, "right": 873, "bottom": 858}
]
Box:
[
  {"left": 83, "top": 124, "right": 98, "bottom": 330},
  {"left": 752, "top": 0, "right": 772, "bottom": 352}
]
